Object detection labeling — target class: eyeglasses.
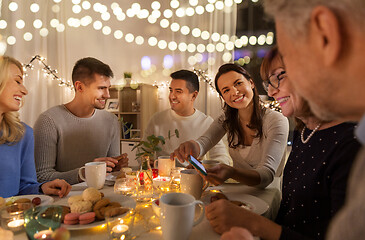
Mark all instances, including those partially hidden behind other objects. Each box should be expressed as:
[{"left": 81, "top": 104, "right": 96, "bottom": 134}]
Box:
[{"left": 262, "top": 70, "right": 287, "bottom": 92}]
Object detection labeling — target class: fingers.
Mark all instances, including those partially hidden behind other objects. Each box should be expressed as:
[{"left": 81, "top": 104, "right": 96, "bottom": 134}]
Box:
[
  {"left": 205, "top": 174, "right": 222, "bottom": 186},
  {"left": 171, "top": 141, "right": 195, "bottom": 163},
  {"left": 221, "top": 228, "right": 254, "bottom": 240},
  {"left": 56, "top": 179, "right": 72, "bottom": 198},
  {"left": 41, "top": 179, "right": 71, "bottom": 198},
  {"left": 94, "top": 157, "right": 118, "bottom": 169}
]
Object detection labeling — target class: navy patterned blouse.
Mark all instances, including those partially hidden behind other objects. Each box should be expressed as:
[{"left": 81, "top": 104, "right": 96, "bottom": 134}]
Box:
[{"left": 276, "top": 122, "right": 361, "bottom": 240}]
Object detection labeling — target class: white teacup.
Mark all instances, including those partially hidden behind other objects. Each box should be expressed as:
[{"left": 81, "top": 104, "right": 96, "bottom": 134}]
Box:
[
  {"left": 154, "top": 156, "right": 175, "bottom": 177},
  {"left": 160, "top": 192, "right": 205, "bottom": 240},
  {"left": 180, "top": 169, "right": 209, "bottom": 200},
  {"left": 78, "top": 162, "right": 106, "bottom": 189},
  {"left": 202, "top": 160, "right": 220, "bottom": 169}
]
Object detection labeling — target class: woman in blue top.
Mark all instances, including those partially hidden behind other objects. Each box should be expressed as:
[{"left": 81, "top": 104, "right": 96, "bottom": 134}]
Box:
[{"left": 0, "top": 56, "right": 71, "bottom": 198}]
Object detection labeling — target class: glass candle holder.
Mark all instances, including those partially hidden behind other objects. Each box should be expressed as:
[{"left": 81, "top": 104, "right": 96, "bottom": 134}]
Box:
[
  {"left": 170, "top": 167, "right": 186, "bottom": 191},
  {"left": 114, "top": 178, "right": 136, "bottom": 196},
  {"left": 24, "top": 205, "right": 63, "bottom": 240},
  {"left": 106, "top": 208, "right": 135, "bottom": 240},
  {"left": 0, "top": 203, "right": 33, "bottom": 233}
]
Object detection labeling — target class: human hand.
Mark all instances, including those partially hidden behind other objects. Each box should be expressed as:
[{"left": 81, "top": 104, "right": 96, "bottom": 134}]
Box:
[
  {"left": 205, "top": 199, "right": 260, "bottom": 234},
  {"left": 205, "top": 164, "right": 235, "bottom": 185},
  {"left": 221, "top": 227, "right": 254, "bottom": 240},
  {"left": 93, "top": 157, "right": 119, "bottom": 173},
  {"left": 170, "top": 140, "right": 200, "bottom": 163},
  {"left": 112, "top": 153, "right": 129, "bottom": 171},
  {"left": 41, "top": 179, "right": 72, "bottom": 198}
]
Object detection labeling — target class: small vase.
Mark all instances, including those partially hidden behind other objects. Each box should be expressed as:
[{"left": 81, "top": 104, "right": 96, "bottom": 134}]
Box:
[{"left": 135, "top": 155, "right": 154, "bottom": 202}]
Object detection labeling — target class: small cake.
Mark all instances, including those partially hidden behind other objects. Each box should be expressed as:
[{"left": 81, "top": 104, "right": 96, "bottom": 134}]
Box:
[
  {"left": 67, "top": 195, "right": 83, "bottom": 206},
  {"left": 82, "top": 187, "right": 102, "bottom": 204},
  {"left": 70, "top": 200, "right": 92, "bottom": 213}
]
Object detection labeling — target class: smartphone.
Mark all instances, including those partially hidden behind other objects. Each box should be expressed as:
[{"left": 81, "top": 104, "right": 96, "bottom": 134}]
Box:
[{"left": 189, "top": 155, "right": 207, "bottom": 176}]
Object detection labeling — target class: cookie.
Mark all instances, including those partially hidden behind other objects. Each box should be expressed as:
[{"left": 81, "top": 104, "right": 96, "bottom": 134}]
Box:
[
  {"left": 60, "top": 206, "right": 71, "bottom": 222},
  {"left": 82, "top": 188, "right": 102, "bottom": 204},
  {"left": 64, "top": 219, "right": 79, "bottom": 225},
  {"left": 67, "top": 195, "right": 83, "bottom": 206},
  {"left": 104, "top": 207, "right": 129, "bottom": 218},
  {"left": 79, "top": 212, "right": 95, "bottom": 221},
  {"left": 14, "top": 198, "right": 31, "bottom": 204},
  {"left": 64, "top": 213, "right": 80, "bottom": 224},
  {"left": 70, "top": 200, "right": 92, "bottom": 213},
  {"left": 79, "top": 218, "right": 95, "bottom": 225}
]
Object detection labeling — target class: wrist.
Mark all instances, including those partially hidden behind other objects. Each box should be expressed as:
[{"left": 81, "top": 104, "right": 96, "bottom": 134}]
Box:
[
  {"left": 253, "top": 216, "right": 281, "bottom": 240},
  {"left": 39, "top": 184, "right": 44, "bottom": 194}
]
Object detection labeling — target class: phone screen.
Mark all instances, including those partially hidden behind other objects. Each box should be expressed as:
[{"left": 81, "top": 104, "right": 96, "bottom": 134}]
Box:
[{"left": 189, "top": 155, "right": 207, "bottom": 176}]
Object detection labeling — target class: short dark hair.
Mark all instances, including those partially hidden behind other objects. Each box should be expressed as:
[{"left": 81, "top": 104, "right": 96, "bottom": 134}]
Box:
[
  {"left": 72, "top": 57, "right": 114, "bottom": 85},
  {"left": 170, "top": 70, "right": 199, "bottom": 93}
]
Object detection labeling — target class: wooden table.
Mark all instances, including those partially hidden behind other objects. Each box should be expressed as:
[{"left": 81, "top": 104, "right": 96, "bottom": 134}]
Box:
[{"left": 14, "top": 177, "right": 281, "bottom": 240}]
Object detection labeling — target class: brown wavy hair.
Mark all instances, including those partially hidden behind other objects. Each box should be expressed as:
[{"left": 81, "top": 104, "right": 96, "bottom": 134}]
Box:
[{"left": 215, "top": 63, "right": 266, "bottom": 148}]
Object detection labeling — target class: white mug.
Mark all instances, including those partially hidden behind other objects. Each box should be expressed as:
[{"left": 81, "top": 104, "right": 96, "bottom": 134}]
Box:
[
  {"left": 154, "top": 156, "right": 175, "bottom": 177},
  {"left": 78, "top": 162, "right": 106, "bottom": 189},
  {"left": 180, "top": 169, "right": 209, "bottom": 200},
  {"left": 160, "top": 192, "right": 205, "bottom": 240}
]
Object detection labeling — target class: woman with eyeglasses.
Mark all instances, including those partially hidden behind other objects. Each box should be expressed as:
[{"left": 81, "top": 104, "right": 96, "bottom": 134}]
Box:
[
  {"left": 0, "top": 56, "right": 71, "bottom": 198},
  {"left": 172, "top": 63, "right": 289, "bottom": 188},
  {"left": 215, "top": 47, "right": 361, "bottom": 240}
]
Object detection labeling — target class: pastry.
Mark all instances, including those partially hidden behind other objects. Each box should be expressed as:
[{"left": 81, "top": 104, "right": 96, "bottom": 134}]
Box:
[
  {"left": 93, "top": 198, "right": 111, "bottom": 220},
  {"left": 14, "top": 198, "right": 31, "bottom": 204},
  {"left": 104, "top": 207, "right": 129, "bottom": 217},
  {"left": 67, "top": 195, "right": 83, "bottom": 206},
  {"left": 60, "top": 206, "right": 71, "bottom": 222},
  {"left": 64, "top": 213, "right": 80, "bottom": 225},
  {"left": 70, "top": 200, "right": 92, "bottom": 213},
  {"left": 79, "top": 212, "right": 95, "bottom": 225},
  {"left": 82, "top": 188, "right": 102, "bottom": 204}
]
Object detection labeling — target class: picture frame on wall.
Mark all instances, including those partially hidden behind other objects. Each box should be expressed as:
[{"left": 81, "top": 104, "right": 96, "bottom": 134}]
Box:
[{"left": 105, "top": 99, "right": 119, "bottom": 112}]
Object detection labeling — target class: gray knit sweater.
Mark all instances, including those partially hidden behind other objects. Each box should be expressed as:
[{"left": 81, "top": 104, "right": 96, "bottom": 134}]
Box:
[{"left": 34, "top": 105, "right": 120, "bottom": 184}]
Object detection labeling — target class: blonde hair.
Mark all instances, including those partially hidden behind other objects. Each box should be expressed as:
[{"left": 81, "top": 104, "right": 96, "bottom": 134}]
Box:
[
  {"left": 0, "top": 56, "right": 25, "bottom": 144},
  {"left": 263, "top": 0, "right": 365, "bottom": 37}
]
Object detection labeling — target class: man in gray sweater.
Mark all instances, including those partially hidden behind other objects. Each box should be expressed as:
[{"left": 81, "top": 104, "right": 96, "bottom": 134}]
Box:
[{"left": 34, "top": 57, "right": 128, "bottom": 185}]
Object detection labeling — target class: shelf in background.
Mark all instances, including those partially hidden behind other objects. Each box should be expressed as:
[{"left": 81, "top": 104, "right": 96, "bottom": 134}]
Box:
[
  {"left": 120, "top": 112, "right": 141, "bottom": 114},
  {"left": 121, "top": 138, "right": 141, "bottom": 142}
]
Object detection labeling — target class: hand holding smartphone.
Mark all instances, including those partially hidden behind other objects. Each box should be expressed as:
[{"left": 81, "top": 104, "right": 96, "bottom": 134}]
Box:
[{"left": 188, "top": 155, "right": 207, "bottom": 176}]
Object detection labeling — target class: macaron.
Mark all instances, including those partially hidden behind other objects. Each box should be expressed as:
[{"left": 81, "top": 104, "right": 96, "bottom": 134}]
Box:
[
  {"left": 64, "top": 213, "right": 80, "bottom": 225},
  {"left": 79, "top": 212, "right": 95, "bottom": 225}
]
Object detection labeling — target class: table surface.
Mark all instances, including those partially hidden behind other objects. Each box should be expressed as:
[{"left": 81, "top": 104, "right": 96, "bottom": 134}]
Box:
[{"left": 14, "top": 177, "right": 281, "bottom": 240}]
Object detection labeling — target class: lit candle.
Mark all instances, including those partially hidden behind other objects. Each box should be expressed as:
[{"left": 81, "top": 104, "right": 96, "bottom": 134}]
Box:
[
  {"left": 112, "top": 224, "right": 129, "bottom": 234},
  {"left": 119, "top": 186, "right": 132, "bottom": 192},
  {"left": 33, "top": 229, "right": 53, "bottom": 239},
  {"left": 7, "top": 219, "right": 24, "bottom": 228}
]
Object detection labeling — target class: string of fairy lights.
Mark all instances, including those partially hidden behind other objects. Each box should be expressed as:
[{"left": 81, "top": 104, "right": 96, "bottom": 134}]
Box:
[{"left": 23, "top": 55, "right": 74, "bottom": 89}]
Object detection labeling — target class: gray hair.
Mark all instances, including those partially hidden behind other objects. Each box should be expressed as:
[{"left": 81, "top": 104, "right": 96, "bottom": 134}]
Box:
[{"left": 263, "top": 0, "right": 365, "bottom": 37}]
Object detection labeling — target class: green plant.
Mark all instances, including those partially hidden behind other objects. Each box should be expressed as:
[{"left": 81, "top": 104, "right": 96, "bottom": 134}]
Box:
[
  {"left": 119, "top": 117, "right": 133, "bottom": 138},
  {"left": 124, "top": 72, "right": 132, "bottom": 79},
  {"left": 132, "top": 129, "right": 180, "bottom": 160}
]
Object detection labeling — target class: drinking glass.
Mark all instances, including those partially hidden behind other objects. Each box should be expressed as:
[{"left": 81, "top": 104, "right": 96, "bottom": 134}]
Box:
[
  {"left": 106, "top": 207, "right": 135, "bottom": 240},
  {"left": 0, "top": 203, "right": 32, "bottom": 233},
  {"left": 114, "top": 178, "right": 136, "bottom": 196}
]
